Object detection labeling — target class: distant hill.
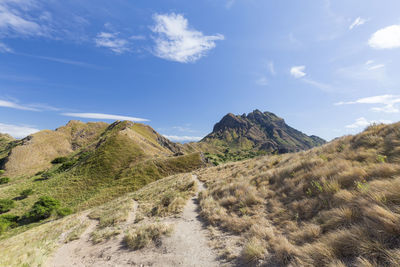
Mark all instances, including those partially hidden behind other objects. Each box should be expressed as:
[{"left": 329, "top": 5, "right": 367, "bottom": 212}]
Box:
[
  {"left": 0, "top": 120, "right": 204, "bottom": 215},
  {"left": 202, "top": 110, "right": 325, "bottom": 154}
]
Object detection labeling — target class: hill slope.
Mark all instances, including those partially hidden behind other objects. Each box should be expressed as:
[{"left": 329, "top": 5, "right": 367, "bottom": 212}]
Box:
[
  {"left": 202, "top": 110, "right": 325, "bottom": 153},
  {"left": 0, "top": 120, "right": 204, "bottom": 240},
  {"left": 197, "top": 122, "right": 400, "bottom": 266}
]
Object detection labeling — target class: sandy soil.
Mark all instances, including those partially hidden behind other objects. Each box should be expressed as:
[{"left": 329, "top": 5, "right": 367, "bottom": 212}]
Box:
[{"left": 46, "top": 175, "right": 223, "bottom": 267}]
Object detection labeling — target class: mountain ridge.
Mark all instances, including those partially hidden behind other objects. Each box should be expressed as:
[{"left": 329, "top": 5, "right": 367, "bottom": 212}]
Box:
[{"left": 202, "top": 109, "right": 325, "bottom": 153}]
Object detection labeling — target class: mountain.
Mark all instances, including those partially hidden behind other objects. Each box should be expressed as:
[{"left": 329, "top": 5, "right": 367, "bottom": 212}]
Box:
[
  {"left": 202, "top": 110, "right": 325, "bottom": 153},
  {"left": 1, "top": 119, "right": 400, "bottom": 267}
]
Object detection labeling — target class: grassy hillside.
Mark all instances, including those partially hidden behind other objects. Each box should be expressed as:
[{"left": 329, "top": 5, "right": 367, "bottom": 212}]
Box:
[
  {"left": 2, "top": 121, "right": 109, "bottom": 177},
  {"left": 197, "top": 122, "right": 400, "bottom": 266},
  {"left": 0, "top": 120, "right": 204, "bottom": 239},
  {"left": 0, "top": 173, "right": 197, "bottom": 266}
]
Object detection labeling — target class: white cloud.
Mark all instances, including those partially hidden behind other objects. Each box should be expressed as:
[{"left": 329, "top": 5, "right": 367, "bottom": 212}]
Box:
[
  {"left": 369, "top": 25, "right": 400, "bottom": 49},
  {"left": 367, "top": 64, "right": 385, "bottom": 71},
  {"left": 0, "top": 99, "right": 39, "bottom": 111},
  {"left": 335, "top": 94, "right": 400, "bottom": 113},
  {"left": 268, "top": 61, "right": 276, "bottom": 75},
  {"left": 0, "top": 42, "right": 12, "bottom": 53},
  {"left": 0, "top": 122, "right": 39, "bottom": 138},
  {"left": 346, "top": 117, "right": 392, "bottom": 129},
  {"left": 365, "top": 59, "right": 385, "bottom": 70},
  {"left": 95, "top": 32, "right": 130, "bottom": 54},
  {"left": 290, "top": 65, "right": 306, "bottom": 78},
  {"left": 162, "top": 134, "right": 203, "bottom": 142},
  {"left": 61, "top": 112, "right": 149, "bottom": 122},
  {"left": 151, "top": 13, "right": 224, "bottom": 63},
  {"left": 0, "top": 1, "right": 44, "bottom": 37},
  {"left": 349, "top": 17, "right": 366, "bottom": 30}
]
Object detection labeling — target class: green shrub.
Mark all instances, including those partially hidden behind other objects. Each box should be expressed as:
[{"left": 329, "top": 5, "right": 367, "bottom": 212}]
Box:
[
  {"left": 57, "top": 207, "right": 73, "bottom": 217},
  {"left": 0, "top": 199, "right": 15, "bottom": 213},
  {"left": 51, "top": 157, "right": 68, "bottom": 164},
  {"left": 58, "top": 160, "right": 77, "bottom": 172},
  {"left": 23, "top": 196, "right": 60, "bottom": 222},
  {"left": 0, "top": 170, "right": 4, "bottom": 175},
  {"left": 0, "top": 215, "right": 19, "bottom": 235},
  {"left": 20, "top": 189, "right": 34, "bottom": 199},
  {"left": 0, "top": 177, "right": 10, "bottom": 185}
]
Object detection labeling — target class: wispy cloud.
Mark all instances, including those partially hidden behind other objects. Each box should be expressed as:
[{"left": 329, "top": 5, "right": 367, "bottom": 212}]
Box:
[
  {"left": 0, "top": 99, "right": 39, "bottom": 111},
  {"left": 369, "top": 25, "right": 400, "bottom": 49},
  {"left": 130, "top": 35, "right": 146, "bottom": 40},
  {"left": 302, "top": 78, "right": 334, "bottom": 92},
  {"left": 61, "top": 112, "right": 149, "bottom": 122},
  {"left": 95, "top": 32, "right": 130, "bottom": 54},
  {"left": 349, "top": 17, "right": 367, "bottom": 30},
  {"left": 16, "top": 52, "right": 102, "bottom": 69},
  {"left": 0, "top": 122, "right": 39, "bottom": 138},
  {"left": 0, "top": 0, "right": 45, "bottom": 37},
  {"left": 162, "top": 134, "right": 203, "bottom": 142},
  {"left": 345, "top": 117, "right": 392, "bottom": 129},
  {"left": 0, "top": 41, "right": 12, "bottom": 53},
  {"left": 268, "top": 61, "right": 276, "bottom": 76},
  {"left": 336, "top": 62, "right": 388, "bottom": 84},
  {"left": 151, "top": 13, "right": 224, "bottom": 63},
  {"left": 335, "top": 95, "right": 400, "bottom": 113},
  {"left": 290, "top": 65, "right": 306, "bottom": 78},
  {"left": 255, "top": 76, "right": 268, "bottom": 86}
]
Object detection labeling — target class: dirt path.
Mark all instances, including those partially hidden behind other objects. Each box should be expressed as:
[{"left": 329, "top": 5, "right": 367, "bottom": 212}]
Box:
[
  {"left": 46, "top": 174, "right": 222, "bottom": 267},
  {"left": 155, "top": 174, "right": 219, "bottom": 267}
]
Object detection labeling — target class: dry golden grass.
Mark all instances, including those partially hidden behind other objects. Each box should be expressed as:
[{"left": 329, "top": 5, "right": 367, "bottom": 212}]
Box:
[
  {"left": 0, "top": 212, "right": 82, "bottom": 266},
  {"left": 197, "top": 122, "right": 400, "bottom": 266},
  {"left": 123, "top": 222, "right": 173, "bottom": 250}
]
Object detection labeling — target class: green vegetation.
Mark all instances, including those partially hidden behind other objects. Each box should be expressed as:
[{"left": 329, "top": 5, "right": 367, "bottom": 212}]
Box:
[
  {"left": 19, "top": 189, "right": 33, "bottom": 199},
  {"left": 0, "top": 120, "right": 204, "bottom": 238},
  {"left": 0, "top": 199, "right": 14, "bottom": 213},
  {"left": 51, "top": 157, "right": 69, "bottom": 164},
  {"left": 0, "top": 177, "right": 10, "bottom": 185},
  {"left": 204, "top": 149, "right": 266, "bottom": 165},
  {"left": 22, "top": 196, "right": 60, "bottom": 223}
]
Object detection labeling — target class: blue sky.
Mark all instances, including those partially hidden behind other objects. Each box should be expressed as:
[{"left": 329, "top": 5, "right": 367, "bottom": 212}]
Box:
[{"left": 1, "top": 0, "right": 400, "bottom": 141}]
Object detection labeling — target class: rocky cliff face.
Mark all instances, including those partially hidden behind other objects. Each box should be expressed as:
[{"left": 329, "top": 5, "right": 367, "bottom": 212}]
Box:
[{"left": 202, "top": 110, "right": 325, "bottom": 153}]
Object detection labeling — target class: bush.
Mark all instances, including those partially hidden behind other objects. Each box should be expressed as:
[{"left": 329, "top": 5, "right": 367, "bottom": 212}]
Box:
[
  {"left": 57, "top": 207, "right": 72, "bottom": 217},
  {"left": 58, "top": 160, "right": 77, "bottom": 172},
  {"left": 23, "top": 196, "right": 60, "bottom": 222},
  {"left": 0, "top": 177, "right": 10, "bottom": 185},
  {"left": 0, "top": 199, "right": 15, "bottom": 213},
  {"left": 51, "top": 157, "right": 68, "bottom": 164},
  {"left": 20, "top": 189, "right": 34, "bottom": 199},
  {"left": 0, "top": 215, "right": 19, "bottom": 235},
  {"left": 0, "top": 170, "right": 4, "bottom": 175}
]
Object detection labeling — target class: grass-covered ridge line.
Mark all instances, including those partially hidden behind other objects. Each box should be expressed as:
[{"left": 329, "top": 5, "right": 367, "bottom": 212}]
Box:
[
  {"left": 197, "top": 122, "right": 400, "bottom": 266},
  {"left": 0, "top": 120, "right": 204, "bottom": 239}
]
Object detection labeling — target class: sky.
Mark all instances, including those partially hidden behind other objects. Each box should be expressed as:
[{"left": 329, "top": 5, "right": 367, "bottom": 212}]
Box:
[{"left": 1, "top": 0, "right": 400, "bottom": 141}]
